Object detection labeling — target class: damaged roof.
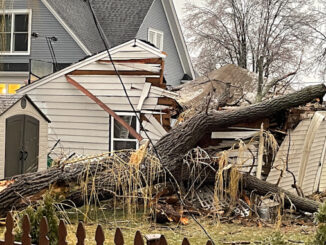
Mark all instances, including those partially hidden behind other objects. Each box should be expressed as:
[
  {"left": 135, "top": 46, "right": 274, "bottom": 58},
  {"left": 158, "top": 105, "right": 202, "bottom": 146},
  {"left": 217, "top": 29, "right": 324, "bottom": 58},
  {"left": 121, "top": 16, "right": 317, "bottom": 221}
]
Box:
[
  {"left": 45, "top": 0, "right": 154, "bottom": 53},
  {"left": 176, "top": 64, "right": 258, "bottom": 110}
]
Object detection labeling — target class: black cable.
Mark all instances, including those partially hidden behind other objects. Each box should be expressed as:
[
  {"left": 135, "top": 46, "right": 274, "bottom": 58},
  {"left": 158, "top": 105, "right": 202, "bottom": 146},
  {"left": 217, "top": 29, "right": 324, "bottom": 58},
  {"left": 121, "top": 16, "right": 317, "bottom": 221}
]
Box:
[
  {"left": 86, "top": 1, "right": 216, "bottom": 243},
  {"left": 46, "top": 37, "right": 58, "bottom": 71},
  {"left": 87, "top": 0, "right": 159, "bottom": 155}
]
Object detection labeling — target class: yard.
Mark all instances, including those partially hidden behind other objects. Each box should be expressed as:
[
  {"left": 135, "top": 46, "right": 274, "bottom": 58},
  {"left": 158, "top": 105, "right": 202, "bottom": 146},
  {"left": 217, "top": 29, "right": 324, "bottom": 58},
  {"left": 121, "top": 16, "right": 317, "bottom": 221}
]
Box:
[{"left": 0, "top": 207, "right": 317, "bottom": 244}]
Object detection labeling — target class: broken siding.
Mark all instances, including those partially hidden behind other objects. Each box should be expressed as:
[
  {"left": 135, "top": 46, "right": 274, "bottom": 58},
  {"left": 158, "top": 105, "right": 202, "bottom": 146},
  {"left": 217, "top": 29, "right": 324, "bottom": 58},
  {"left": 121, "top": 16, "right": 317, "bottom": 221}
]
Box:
[
  {"left": 318, "top": 137, "right": 326, "bottom": 191},
  {"left": 267, "top": 119, "right": 310, "bottom": 194},
  {"left": 23, "top": 43, "right": 175, "bottom": 155},
  {"left": 301, "top": 117, "right": 326, "bottom": 194},
  {"left": 267, "top": 113, "right": 326, "bottom": 195}
]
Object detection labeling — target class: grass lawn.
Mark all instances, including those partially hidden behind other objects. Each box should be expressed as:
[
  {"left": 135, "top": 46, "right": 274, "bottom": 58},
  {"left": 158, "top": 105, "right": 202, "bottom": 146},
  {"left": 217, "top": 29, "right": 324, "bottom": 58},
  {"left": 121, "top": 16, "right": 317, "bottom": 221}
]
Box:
[{"left": 0, "top": 207, "right": 316, "bottom": 244}]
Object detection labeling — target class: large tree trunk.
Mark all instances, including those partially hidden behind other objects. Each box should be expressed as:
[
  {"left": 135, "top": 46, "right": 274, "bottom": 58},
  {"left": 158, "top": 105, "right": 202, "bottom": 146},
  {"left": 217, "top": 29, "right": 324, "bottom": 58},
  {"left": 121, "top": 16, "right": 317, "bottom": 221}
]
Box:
[
  {"left": 0, "top": 84, "right": 325, "bottom": 217},
  {"left": 155, "top": 84, "right": 326, "bottom": 177},
  {"left": 242, "top": 174, "right": 319, "bottom": 213}
]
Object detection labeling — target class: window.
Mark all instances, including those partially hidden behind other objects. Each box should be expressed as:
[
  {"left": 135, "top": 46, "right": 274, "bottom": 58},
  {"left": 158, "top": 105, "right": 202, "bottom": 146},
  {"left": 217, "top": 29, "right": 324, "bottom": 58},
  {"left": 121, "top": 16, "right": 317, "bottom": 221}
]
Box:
[
  {"left": 0, "top": 83, "right": 21, "bottom": 94},
  {"left": 0, "top": 10, "right": 32, "bottom": 55},
  {"left": 111, "top": 114, "right": 139, "bottom": 151},
  {"left": 148, "top": 28, "right": 164, "bottom": 50},
  {"left": 0, "top": 63, "right": 29, "bottom": 71}
]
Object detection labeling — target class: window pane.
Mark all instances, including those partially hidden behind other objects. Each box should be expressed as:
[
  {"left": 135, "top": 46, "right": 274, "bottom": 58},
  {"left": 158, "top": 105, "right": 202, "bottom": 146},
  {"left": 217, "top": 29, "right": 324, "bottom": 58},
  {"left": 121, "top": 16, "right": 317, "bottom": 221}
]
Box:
[
  {"left": 114, "top": 116, "right": 137, "bottom": 139},
  {"left": 14, "top": 33, "right": 28, "bottom": 51},
  {"left": 8, "top": 84, "right": 21, "bottom": 94},
  {"left": 148, "top": 31, "right": 155, "bottom": 43},
  {"left": 0, "top": 63, "right": 29, "bottom": 71},
  {"left": 0, "top": 33, "right": 11, "bottom": 51},
  {"left": 156, "top": 33, "right": 162, "bottom": 49},
  {"left": 113, "top": 141, "right": 137, "bottom": 151},
  {"left": 0, "top": 84, "right": 7, "bottom": 94},
  {"left": 0, "top": 15, "right": 12, "bottom": 32},
  {"left": 14, "top": 14, "right": 28, "bottom": 32}
]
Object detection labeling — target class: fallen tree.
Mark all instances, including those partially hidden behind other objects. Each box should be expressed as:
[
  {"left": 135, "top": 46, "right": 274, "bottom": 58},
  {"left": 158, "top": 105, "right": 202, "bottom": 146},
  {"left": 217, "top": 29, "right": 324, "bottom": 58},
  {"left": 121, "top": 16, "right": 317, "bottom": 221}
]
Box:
[
  {"left": 0, "top": 84, "right": 325, "bottom": 217},
  {"left": 155, "top": 84, "right": 326, "bottom": 176}
]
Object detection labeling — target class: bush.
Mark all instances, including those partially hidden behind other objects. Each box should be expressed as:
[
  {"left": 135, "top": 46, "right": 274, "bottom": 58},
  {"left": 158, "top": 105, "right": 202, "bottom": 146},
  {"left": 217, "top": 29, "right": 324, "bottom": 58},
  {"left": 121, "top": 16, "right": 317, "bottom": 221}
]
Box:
[
  {"left": 314, "top": 201, "right": 326, "bottom": 245},
  {"left": 263, "top": 231, "right": 287, "bottom": 245},
  {"left": 15, "top": 193, "right": 59, "bottom": 245}
]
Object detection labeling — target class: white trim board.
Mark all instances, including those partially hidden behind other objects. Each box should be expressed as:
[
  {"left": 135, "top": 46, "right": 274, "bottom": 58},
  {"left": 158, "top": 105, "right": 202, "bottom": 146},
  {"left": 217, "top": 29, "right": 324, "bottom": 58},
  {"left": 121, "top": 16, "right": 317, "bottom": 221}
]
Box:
[
  {"left": 0, "top": 9, "right": 32, "bottom": 56},
  {"left": 18, "top": 39, "right": 166, "bottom": 94},
  {"left": 41, "top": 0, "right": 92, "bottom": 56}
]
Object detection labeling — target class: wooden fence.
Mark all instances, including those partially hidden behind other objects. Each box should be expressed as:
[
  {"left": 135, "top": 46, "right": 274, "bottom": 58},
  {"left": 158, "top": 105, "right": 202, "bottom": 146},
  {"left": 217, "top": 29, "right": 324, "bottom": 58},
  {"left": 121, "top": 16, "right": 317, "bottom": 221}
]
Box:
[{"left": 0, "top": 213, "right": 214, "bottom": 245}]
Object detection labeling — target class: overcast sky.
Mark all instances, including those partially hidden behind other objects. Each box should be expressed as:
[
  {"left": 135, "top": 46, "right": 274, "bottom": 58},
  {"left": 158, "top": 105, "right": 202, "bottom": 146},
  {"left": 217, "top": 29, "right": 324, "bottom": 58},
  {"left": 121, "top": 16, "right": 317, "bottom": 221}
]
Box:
[{"left": 173, "top": 0, "right": 204, "bottom": 19}]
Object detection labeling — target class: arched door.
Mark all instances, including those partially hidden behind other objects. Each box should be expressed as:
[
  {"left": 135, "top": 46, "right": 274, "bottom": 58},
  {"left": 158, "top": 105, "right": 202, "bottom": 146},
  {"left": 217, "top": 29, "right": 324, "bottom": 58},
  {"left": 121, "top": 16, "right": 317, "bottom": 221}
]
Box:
[{"left": 5, "top": 115, "right": 39, "bottom": 177}]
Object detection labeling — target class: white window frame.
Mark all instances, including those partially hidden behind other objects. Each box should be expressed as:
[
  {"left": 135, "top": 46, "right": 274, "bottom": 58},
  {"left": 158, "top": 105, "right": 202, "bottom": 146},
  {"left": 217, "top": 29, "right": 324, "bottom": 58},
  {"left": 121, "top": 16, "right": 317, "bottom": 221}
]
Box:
[
  {"left": 0, "top": 9, "right": 32, "bottom": 55},
  {"left": 110, "top": 112, "right": 140, "bottom": 152},
  {"left": 148, "top": 28, "right": 164, "bottom": 50}
]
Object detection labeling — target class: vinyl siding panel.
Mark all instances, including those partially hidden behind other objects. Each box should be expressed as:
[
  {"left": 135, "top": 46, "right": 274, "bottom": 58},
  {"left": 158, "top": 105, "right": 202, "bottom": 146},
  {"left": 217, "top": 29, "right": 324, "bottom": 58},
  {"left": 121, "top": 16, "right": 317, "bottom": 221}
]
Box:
[
  {"left": 19, "top": 43, "right": 176, "bottom": 156},
  {"left": 267, "top": 119, "right": 309, "bottom": 194},
  {"left": 0, "top": 0, "right": 86, "bottom": 65},
  {"left": 28, "top": 84, "right": 111, "bottom": 155},
  {"left": 137, "top": 0, "right": 184, "bottom": 86},
  {"left": 267, "top": 113, "right": 326, "bottom": 195}
]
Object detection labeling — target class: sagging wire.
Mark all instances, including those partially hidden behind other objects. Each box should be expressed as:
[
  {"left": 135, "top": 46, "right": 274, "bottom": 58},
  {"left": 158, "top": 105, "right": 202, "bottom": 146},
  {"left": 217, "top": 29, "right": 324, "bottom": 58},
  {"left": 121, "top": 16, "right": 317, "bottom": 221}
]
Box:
[{"left": 86, "top": 1, "right": 216, "bottom": 243}]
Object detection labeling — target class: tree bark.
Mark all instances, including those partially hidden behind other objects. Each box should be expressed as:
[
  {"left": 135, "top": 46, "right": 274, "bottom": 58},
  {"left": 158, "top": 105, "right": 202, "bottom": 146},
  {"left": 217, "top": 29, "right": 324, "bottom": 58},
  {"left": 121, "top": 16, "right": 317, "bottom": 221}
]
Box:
[
  {"left": 242, "top": 174, "right": 319, "bottom": 213},
  {"left": 0, "top": 84, "right": 325, "bottom": 217}
]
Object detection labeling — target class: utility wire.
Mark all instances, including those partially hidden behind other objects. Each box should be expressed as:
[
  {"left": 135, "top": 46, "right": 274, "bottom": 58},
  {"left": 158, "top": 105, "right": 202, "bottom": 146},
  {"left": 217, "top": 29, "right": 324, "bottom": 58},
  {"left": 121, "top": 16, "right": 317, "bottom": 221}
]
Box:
[
  {"left": 86, "top": 1, "right": 215, "bottom": 243},
  {"left": 46, "top": 37, "right": 58, "bottom": 71}
]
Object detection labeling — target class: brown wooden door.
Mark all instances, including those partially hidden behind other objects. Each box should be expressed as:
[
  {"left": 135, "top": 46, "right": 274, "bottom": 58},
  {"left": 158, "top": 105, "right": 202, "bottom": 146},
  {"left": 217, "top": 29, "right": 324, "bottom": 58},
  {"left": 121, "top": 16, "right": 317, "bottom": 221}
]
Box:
[{"left": 5, "top": 115, "right": 39, "bottom": 177}]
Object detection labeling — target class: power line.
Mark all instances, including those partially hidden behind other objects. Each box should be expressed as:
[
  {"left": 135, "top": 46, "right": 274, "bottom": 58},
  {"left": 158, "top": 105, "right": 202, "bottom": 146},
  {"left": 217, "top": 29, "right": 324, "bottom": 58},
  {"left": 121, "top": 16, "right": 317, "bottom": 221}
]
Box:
[{"left": 86, "top": 1, "right": 216, "bottom": 243}]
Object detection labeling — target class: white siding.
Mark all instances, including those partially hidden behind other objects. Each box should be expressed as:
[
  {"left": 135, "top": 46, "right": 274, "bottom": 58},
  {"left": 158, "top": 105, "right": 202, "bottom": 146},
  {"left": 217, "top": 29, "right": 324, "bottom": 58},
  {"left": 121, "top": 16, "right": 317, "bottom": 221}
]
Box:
[
  {"left": 267, "top": 112, "right": 326, "bottom": 195},
  {"left": 267, "top": 119, "right": 311, "bottom": 194},
  {"left": 21, "top": 44, "right": 176, "bottom": 156}
]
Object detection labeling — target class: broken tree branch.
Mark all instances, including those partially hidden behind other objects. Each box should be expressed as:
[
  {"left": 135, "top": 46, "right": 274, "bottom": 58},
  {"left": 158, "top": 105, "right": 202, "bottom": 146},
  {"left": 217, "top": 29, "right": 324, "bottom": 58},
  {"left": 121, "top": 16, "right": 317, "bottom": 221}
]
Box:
[{"left": 155, "top": 84, "right": 326, "bottom": 177}]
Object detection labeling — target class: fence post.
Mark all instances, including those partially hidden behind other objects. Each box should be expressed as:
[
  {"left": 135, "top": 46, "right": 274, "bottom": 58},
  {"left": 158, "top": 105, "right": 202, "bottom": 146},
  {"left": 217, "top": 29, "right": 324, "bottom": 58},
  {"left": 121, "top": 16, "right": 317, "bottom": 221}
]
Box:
[
  {"left": 4, "top": 212, "right": 14, "bottom": 245},
  {"left": 76, "top": 222, "right": 86, "bottom": 245},
  {"left": 39, "top": 217, "right": 49, "bottom": 245},
  {"left": 158, "top": 235, "right": 167, "bottom": 245},
  {"left": 114, "top": 228, "right": 124, "bottom": 245},
  {"left": 95, "top": 225, "right": 105, "bottom": 245},
  {"left": 58, "top": 220, "right": 67, "bottom": 245},
  {"left": 182, "top": 238, "right": 190, "bottom": 245},
  {"left": 134, "top": 231, "right": 144, "bottom": 245},
  {"left": 21, "top": 215, "right": 31, "bottom": 245}
]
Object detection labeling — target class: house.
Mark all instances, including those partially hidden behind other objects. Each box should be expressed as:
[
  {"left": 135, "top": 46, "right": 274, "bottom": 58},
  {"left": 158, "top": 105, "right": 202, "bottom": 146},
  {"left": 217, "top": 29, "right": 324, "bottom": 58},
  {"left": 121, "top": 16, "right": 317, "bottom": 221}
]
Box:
[
  {"left": 17, "top": 39, "right": 178, "bottom": 156},
  {"left": 0, "top": 0, "right": 195, "bottom": 94},
  {"left": 0, "top": 94, "right": 50, "bottom": 179}
]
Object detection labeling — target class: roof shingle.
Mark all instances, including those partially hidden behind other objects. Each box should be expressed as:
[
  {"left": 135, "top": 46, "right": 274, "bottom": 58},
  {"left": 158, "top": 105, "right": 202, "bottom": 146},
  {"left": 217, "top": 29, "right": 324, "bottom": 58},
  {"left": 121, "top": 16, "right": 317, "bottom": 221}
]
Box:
[{"left": 45, "top": 0, "right": 154, "bottom": 53}]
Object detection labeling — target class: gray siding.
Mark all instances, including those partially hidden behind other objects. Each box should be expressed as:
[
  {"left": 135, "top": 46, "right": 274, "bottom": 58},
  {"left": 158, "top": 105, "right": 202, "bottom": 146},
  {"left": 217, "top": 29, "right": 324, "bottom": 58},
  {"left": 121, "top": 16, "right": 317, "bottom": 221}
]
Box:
[
  {"left": 0, "top": 0, "right": 86, "bottom": 65},
  {"left": 137, "top": 0, "right": 184, "bottom": 86}
]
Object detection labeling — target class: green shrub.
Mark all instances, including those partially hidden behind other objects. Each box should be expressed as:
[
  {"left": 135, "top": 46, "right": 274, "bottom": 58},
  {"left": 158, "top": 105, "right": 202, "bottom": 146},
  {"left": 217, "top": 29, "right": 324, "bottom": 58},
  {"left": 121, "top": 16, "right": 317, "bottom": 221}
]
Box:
[
  {"left": 15, "top": 193, "right": 59, "bottom": 245},
  {"left": 263, "top": 231, "right": 287, "bottom": 245},
  {"left": 314, "top": 201, "right": 326, "bottom": 245}
]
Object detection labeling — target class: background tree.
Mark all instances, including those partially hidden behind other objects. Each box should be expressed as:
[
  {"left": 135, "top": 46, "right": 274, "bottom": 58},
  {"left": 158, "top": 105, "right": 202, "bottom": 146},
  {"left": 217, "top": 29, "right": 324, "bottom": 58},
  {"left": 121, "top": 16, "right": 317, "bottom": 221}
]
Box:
[
  {"left": 183, "top": 0, "right": 317, "bottom": 101},
  {"left": 308, "top": 0, "right": 326, "bottom": 81}
]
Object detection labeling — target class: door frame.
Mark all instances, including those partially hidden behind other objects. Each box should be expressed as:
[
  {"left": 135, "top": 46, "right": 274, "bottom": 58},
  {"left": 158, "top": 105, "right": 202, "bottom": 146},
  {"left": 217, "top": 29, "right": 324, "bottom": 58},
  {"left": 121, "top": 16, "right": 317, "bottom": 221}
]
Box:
[{"left": 4, "top": 114, "right": 40, "bottom": 177}]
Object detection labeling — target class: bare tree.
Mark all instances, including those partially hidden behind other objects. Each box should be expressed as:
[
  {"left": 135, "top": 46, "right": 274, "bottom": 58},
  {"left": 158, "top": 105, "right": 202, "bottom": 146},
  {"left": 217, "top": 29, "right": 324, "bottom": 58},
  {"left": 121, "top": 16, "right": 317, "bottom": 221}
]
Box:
[
  {"left": 184, "top": 0, "right": 317, "bottom": 101},
  {"left": 308, "top": 0, "right": 326, "bottom": 81}
]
